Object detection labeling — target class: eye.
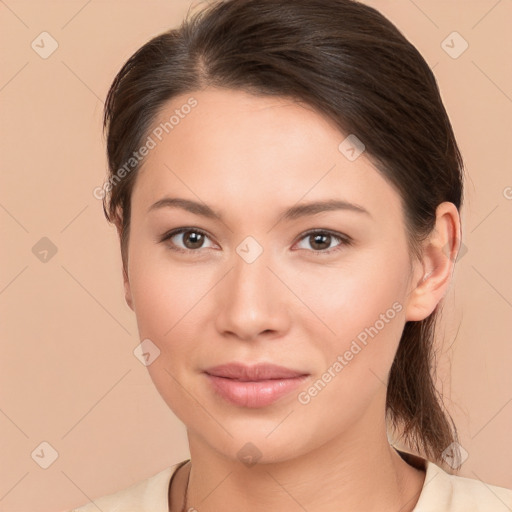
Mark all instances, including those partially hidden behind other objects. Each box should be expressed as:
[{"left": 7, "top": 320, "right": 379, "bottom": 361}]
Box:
[
  {"left": 159, "top": 227, "right": 352, "bottom": 256},
  {"left": 293, "top": 229, "right": 352, "bottom": 255},
  {"left": 159, "top": 227, "right": 217, "bottom": 253}
]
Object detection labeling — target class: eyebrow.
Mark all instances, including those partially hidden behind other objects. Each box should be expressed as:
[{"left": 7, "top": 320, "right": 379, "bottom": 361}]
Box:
[{"left": 147, "top": 197, "right": 371, "bottom": 221}]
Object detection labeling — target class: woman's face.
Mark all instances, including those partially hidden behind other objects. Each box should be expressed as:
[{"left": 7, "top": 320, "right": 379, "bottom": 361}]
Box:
[{"left": 124, "top": 87, "right": 424, "bottom": 463}]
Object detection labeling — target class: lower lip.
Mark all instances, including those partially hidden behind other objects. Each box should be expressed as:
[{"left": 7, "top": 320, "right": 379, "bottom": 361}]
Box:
[{"left": 205, "top": 374, "right": 309, "bottom": 408}]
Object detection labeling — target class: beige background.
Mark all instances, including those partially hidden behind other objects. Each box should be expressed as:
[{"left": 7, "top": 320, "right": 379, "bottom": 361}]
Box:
[{"left": 0, "top": 1, "right": 511, "bottom": 511}]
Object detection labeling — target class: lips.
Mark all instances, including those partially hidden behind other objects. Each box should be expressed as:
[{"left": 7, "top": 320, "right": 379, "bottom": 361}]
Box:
[
  {"left": 204, "top": 362, "right": 308, "bottom": 381},
  {"left": 203, "top": 362, "right": 310, "bottom": 408}
]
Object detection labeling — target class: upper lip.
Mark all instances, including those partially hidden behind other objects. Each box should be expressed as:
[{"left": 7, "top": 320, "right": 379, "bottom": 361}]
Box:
[{"left": 204, "top": 362, "right": 309, "bottom": 381}]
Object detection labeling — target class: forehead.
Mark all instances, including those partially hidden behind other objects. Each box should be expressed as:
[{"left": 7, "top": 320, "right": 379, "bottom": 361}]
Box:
[{"left": 131, "top": 87, "right": 402, "bottom": 224}]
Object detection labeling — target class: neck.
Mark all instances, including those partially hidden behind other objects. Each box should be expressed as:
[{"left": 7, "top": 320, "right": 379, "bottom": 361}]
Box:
[{"left": 171, "top": 393, "right": 426, "bottom": 512}]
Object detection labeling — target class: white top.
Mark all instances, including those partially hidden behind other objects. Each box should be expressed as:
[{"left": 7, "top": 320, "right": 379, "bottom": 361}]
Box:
[{"left": 69, "top": 450, "right": 512, "bottom": 511}]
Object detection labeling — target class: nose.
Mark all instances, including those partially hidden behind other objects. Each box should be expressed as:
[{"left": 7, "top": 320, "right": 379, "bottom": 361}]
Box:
[{"left": 214, "top": 247, "right": 291, "bottom": 342}]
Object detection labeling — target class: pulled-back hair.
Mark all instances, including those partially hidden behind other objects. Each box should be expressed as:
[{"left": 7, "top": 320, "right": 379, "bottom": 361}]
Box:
[{"left": 101, "top": 0, "right": 464, "bottom": 467}]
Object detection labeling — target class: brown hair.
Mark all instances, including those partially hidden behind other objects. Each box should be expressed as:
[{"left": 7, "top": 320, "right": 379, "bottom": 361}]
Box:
[{"left": 101, "top": 0, "right": 463, "bottom": 467}]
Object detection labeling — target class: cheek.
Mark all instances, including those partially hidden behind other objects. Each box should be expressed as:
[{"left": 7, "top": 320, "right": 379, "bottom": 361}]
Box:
[
  {"left": 293, "top": 249, "right": 408, "bottom": 390},
  {"left": 292, "top": 269, "right": 406, "bottom": 436},
  {"left": 127, "top": 246, "right": 212, "bottom": 420},
  {"left": 127, "top": 243, "right": 217, "bottom": 390},
  {"left": 128, "top": 242, "right": 212, "bottom": 340},
  {"left": 295, "top": 251, "right": 407, "bottom": 340}
]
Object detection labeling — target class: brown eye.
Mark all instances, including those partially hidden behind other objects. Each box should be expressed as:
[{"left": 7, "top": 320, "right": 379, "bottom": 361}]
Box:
[
  {"left": 294, "top": 229, "right": 352, "bottom": 255},
  {"left": 309, "top": 232, "right": 332, "bottom": 251},
  {"left": 160, "top": 228, "right": 216, "bottom": 253},
  {"left": 181, "top": 230, "right": 206, "bottom": 249}
]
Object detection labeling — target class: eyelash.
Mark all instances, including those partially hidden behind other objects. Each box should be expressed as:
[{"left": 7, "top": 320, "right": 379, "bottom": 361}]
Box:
[{"left": 159, "top": 227, "right": 353, "bottom": 256}]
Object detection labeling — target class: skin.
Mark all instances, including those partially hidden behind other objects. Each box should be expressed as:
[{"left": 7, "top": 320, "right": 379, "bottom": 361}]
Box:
[{"left": 118, "top": 87, "right": 461, "bottom": 512}]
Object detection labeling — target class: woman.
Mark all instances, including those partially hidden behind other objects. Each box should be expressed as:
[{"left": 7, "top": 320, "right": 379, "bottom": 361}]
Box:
[{"left": 71, "top": 0, "right": 512, "bottom": 510}]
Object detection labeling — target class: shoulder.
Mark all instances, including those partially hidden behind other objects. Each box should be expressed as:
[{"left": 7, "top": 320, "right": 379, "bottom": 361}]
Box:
[
  {"left": 414, "top": 459, "right": 512, "bottom": 511},
  {"left": 68, "top": 461, "right": 185, "bottom": 512}
]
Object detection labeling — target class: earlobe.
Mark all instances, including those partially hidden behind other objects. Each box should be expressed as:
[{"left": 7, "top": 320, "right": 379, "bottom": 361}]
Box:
[
  {"left": 405, "top": 202, "right": 461, "bottom": 322},
  {"left": 123, "top": 266, "right": 134, "bottom": 311},
  {"left": 114, "top": 210, "right": 134, "bottom": 311}
]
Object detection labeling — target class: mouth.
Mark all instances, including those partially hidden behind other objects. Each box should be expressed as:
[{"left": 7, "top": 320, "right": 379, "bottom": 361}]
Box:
[
  {"left": 204, "top": 362, "right": 309, "bottom": 380},
  {"left": 203, "top": 362, "right": 310, "bottom": 408}
]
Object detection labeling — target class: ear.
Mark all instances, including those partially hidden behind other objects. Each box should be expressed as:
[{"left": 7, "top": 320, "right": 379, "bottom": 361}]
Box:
[
  {"left": 114, "top": 211, "right": 134, "bottom": 312},
  {"left": 121, "top": 263, "right": 134, "bottom": 311},
  {"left": 405, "top": 202, "right": 462, "bottom": 321}
]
